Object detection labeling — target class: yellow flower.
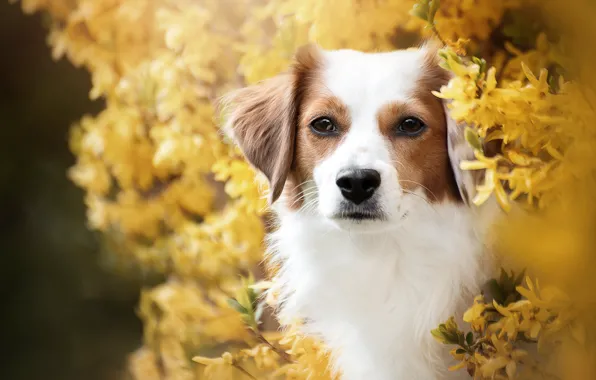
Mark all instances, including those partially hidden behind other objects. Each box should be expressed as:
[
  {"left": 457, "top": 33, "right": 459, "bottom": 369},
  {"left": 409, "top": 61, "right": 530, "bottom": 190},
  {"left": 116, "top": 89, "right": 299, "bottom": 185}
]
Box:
[{"left": 463, "top": 295, "right": 487, "bottom": 332}]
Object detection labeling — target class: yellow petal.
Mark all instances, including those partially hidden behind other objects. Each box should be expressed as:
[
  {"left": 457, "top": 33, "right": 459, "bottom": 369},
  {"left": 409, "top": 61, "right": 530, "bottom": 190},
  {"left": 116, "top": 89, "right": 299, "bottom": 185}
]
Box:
[
  {"left": 521, "top": 62, "right": 539, "bottom": 87},
  {"left": 493, "top": 300, "right": 513, "bottom": 317},
  {"left": 472, "top": 189, "right": 493, "bottom": 206},
  {"left": 544, "top": 142, "right": 564, "bottom": 160},
  {"left": 460, "top": 160, "right": 490, "bottom": 170},
  {"left": 494, "top": 181, "right": 511, "bottom": 212},
  {"left": 193, "top": 356, "right": 224, "bottom": 365},
  {"left": 485, "top": 130, "right": 505, "bottom": 142},
  {"left": 506, "top": 360, "right": 517, "bottom": 380},
  {"left": 485, "top": 67, "right": 498, "bottom": 92},
  {"left": 506, "top": 151, "right": 525, "bottom": 166},
  {"left": 463, "top": 303, "right": 486, "bottom": 323},
  {"left": 249, "top": 281, "right": 274, "bottom": 291},
  {"left": 449, "top": 361, "right": 467, "bottom": 372},
  {"left": 529, "top": 322, "right": 542, "bottom": 339},
  {"left": 481, "top": 356, "right": 510, "bottom": 377}
]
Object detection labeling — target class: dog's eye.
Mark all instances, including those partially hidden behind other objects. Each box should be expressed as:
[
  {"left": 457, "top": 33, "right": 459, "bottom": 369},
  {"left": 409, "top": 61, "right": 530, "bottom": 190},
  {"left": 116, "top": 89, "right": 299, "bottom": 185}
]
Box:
[
  {"left": 396, "top": 117, "right": 426, "bottom": 137},
  {"left": 310, "top": 117, "right": 338, "bottom": 136}
]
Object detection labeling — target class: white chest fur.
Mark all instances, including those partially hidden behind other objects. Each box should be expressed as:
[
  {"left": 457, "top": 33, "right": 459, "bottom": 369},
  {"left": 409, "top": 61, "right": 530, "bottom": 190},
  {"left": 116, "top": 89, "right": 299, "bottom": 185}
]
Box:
[{"left": 269, "top": 201, "right": 493, "bottom": 380}]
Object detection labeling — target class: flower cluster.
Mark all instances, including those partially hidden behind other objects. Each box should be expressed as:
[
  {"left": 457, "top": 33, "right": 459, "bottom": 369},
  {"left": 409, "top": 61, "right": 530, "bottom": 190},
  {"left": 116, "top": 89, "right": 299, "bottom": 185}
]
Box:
[
  {"left": 421, "top": 1, "right": 596, "bottom": 378},
  {"left": 432, "top": 273, "right": 594, "bottom": 380}
]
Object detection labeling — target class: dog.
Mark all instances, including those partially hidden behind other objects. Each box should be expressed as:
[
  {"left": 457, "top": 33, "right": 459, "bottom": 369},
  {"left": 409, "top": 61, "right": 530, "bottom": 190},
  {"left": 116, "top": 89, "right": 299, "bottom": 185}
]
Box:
[{"left": 221, "top": 42, "right": 497, "bottom": 380}]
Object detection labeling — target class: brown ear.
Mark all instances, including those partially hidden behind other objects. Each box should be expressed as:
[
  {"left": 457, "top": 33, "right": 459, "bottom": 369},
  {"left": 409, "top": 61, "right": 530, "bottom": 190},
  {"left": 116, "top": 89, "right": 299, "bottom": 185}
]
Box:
[
  {"left": 444, "top": 101, "right": 503, "bottom": 205},
  {"left": 420, "top": 40, "right": 502, "bottom": 206},
  {"left": 220, "top": 44, "right": 321, "bottom": 204},
  {"left": 419, "top": 41, "right": 484, "bottom": 205},
  {"left": 444, "top": 101, "right": 482, "bottom": 205},
  {"left": 221, "top": 75, "right": 296, "bottom": 204}
]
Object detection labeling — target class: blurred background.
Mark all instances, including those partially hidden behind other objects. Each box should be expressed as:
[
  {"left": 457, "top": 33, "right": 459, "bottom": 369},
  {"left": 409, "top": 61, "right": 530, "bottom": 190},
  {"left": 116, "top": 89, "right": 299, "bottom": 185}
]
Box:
[{"left": 0, "top": 2, "right": 143, "bottom": 379}]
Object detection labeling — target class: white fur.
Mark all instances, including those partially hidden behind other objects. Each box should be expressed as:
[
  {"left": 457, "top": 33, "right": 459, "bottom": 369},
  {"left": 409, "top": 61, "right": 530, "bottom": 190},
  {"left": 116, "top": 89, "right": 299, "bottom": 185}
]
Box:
[
  {"left": 315, "top": 49, "right": 424, "bottom": 228},
  {"left": 266, "top": 48, "right": 495, "bottom": 380}
]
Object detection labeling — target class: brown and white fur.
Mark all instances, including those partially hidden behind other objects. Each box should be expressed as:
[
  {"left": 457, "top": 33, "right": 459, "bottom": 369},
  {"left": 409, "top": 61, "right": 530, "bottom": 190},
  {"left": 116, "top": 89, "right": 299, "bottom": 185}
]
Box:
[{"left": 221, "top": 43, "right": 497, "bottom": 380}]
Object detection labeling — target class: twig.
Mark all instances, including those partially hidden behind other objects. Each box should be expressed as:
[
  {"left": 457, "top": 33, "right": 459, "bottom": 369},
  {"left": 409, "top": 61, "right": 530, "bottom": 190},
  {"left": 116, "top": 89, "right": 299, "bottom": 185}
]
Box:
[
  {"left": 430, "top": 25, "right": 447, "bottom": 47},
  {"left": 250, "top": 329, "right": 293, "bottom": 364},
  {"left": 232, "top": 363, "right": 258, "bottom": 380}
]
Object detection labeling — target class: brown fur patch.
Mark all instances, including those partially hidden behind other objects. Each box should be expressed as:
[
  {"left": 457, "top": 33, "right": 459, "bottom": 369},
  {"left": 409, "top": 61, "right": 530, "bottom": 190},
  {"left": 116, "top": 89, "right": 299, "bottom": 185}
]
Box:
[
  {"left": 221, "top": 44, "right": 325, "bottom": 205},
  {"left": 284, "top": 47, "right": 352, "bottom": 210},
  {"left": 221, "top": 74, "right": 296, "bottom": 204},
  {"left": 224, "top": 42, "right": 465, "bottom": 208},
  {"left": 376, "top": 45, "right": 461, "bottom": 203},
  {"left": 291, "top": 94, "right": 351, "bottom": 203}
]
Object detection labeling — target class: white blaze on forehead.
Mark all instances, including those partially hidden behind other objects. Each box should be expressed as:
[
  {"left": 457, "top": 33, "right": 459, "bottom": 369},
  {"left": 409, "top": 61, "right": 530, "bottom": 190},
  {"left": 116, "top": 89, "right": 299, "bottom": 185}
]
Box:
[
  {"left": 315, "top": 48, "right": 426, "bottom": 169},
  {"left": 310, "top": 48, "right": 433, "bottom": 222},
  {"left": 320, "top": 49, "right": 425, "bottom": 113}
]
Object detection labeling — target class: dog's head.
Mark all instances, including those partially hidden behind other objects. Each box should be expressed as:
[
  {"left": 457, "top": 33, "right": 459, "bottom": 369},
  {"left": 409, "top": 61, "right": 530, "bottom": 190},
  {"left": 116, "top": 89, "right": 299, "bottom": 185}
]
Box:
[{"left": 221, "top": 43, "right": 482, "bottom": 232}]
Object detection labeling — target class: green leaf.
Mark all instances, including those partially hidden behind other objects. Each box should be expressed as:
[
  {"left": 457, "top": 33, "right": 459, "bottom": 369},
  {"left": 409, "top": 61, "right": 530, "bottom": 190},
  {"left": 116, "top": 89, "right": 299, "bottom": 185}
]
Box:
[
  {"left": 456, "top": 348, "right": 467, "bottom": 355},
  {"left": 227, "top": 298, "right": 248, "bottom": 314},
  {"left": 445, "top": 316, "right": 458, "bottom": 331},
  {"left": 457, "top": 332, "right": 466, "bottom": 347},
  {"left": 241, "top": 314, "right": 255, "bottom": 329},
  {"left": 432, "top": 316, "right": 466, "bottom": 345},
  {"left": 409, "top": 2, "right": 430, "bottom": 21},
  {"left": 546, "top": 64, "right": 565, "bottom": 95},
  {"left": 248, "top": 288, "right": 259, "bottom": 308},
  {"left": 431, "top": 327, "right": 448, "bottom": 344},
  {"left": 505, "top": 293, "right": 519, "bottom": 305},
  {"left": 464, "top": 127, "right": 483, "bottom": 152},
  {"left": 472, "top": 57, "right": 487, "bottom": 72},
  {"left": 409, "top": 0, "right": 440, "bottom": 26},
  {"left": 499, "top": 268, "right": 509, "bottom": 288},
  {"left": 489, "top": 268, "right": 526, "bottom": 306},
  {"left": 466, "top": 332, "right": 474, "bottom": 346},
  {"left": 514, "top": 269, "right": 526, "bottom": 288},
  {"left": 487, "top": 279, "right": 505, "bottom": 305},
  {"left": 503, "top": 270, "right": 518, "bottom": 295},
  {"left": 438, "top": 52, "right": 451, "bottom": 70},
  {"left": 548, "top": 74, "right": 559, "bottom": 94},
  {"left": 501, "top": 7, "right": 544, "bottom": 49},
  {"left": 438, "top": 49, "right": 464, "bottom": 71},
  {"left": 428, "top": 0, "right": 440, "bottom": 26}
]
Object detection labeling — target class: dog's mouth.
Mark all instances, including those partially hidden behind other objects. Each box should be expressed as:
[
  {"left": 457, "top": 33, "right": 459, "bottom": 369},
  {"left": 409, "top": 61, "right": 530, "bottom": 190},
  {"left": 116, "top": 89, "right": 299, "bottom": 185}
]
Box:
[
  {"left": 332, "top": 201, "right": 386, "bottom": 222},
  {"left": 339, "top": 212, "right": 383, "bottom": 221}
]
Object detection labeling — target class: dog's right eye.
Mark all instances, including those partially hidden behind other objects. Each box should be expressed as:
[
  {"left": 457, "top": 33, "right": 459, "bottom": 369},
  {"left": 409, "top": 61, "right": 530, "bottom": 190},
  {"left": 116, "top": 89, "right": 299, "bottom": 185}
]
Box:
[{"left": 309, "top": 117, "right": 338, "bottom": 136}]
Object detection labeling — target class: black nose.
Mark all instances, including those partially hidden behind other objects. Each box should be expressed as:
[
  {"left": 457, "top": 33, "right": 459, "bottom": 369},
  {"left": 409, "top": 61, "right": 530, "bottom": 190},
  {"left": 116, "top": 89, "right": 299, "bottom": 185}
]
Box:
[{"left": 336, "top": 169, "right": 381, "bottom": 205}]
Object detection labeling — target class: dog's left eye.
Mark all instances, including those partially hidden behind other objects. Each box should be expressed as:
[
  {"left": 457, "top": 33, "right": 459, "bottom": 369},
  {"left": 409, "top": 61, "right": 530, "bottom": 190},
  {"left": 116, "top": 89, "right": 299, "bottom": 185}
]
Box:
[
  {"left": 309, "top": 117, "right": 339, "bottom": 136},
  {"left": 396, "top": 117, "right": 426, "bottom": 137}
]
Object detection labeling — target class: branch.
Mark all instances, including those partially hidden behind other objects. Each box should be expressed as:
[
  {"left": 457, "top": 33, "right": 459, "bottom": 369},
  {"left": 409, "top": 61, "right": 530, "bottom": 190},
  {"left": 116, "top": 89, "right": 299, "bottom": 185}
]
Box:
[
  {"left": 430, "top": 25, "right": 447, "bottom": 47},
  {"left": 249, "top": 329, "right": 293, "bottom": 364},
  {"left": 232, "top": 363, "right": 258, "bottom": 380}
]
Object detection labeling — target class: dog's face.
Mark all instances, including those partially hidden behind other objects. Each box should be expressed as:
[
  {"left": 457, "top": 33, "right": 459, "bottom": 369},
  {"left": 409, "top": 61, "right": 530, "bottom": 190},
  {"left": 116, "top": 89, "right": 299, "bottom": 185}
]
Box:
[{"left": 222, "top": 44, "right": 477, "bottom": 232}]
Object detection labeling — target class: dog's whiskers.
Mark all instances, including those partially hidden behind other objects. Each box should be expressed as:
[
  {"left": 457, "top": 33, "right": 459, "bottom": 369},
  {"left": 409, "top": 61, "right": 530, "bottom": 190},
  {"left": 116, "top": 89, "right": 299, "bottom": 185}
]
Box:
[
  {"left": 390, "top": 158, "right": 407, "bottom": 170},
  {"left": 398, "top": 179, "right": 439, "bottom": 202},
  {"left": 288, "top": 186, "right": 318, "bottom": 208},
  {"left": 298, "top": 195, "right": 319, "bottom": 214}
]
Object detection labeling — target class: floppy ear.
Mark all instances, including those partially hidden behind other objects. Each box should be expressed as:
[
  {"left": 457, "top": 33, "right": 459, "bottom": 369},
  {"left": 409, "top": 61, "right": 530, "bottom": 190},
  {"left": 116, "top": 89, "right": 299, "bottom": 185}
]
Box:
[
  {"left": 219, "top": 45, "right": 320, "bottom": 204},
  {"left": 419, "top": 41, "right": 487, "bottom": 206},
  {"left": 418, "top": 39, "right": 501, "bottom": 206},
  {"left": 443, "top": 100, "right": 482, "bottom": 205},
  {"left": 220, "top": 74, "right": 296, "bottom": 204},
  {"left": 443, "top": 100, "right": 503, "bottom": 206}
]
